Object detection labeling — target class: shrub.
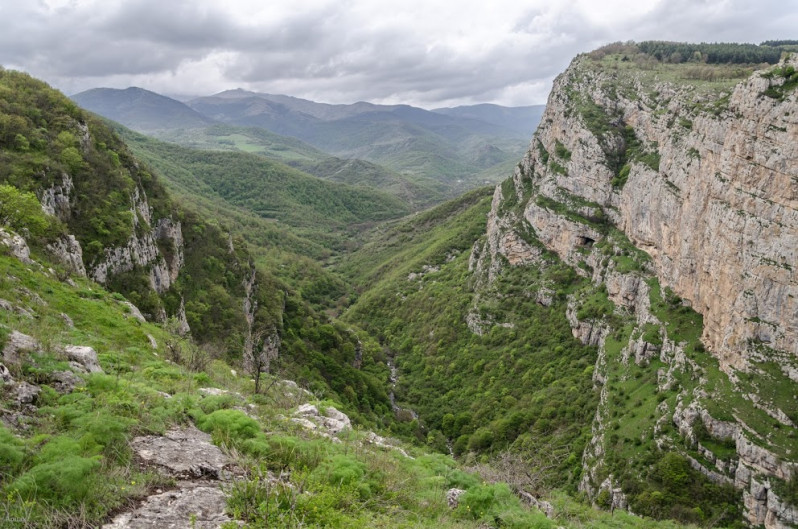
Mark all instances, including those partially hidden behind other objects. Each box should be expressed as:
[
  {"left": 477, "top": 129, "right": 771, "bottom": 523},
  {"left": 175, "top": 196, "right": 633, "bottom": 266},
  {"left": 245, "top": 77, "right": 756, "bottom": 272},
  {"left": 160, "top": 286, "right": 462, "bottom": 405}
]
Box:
[
  {"left": 612, "top": 164, "right": 631, "bottom": 188},
  {"left": 198, "top": 409, "right": 260, "bottom": 446},
  {"left": 468, "top": 427, "right": 495, "bottom": 451},
  {"left": 10, "top": 455, "right": 101, "bottom": 505},
  {"left": 314, "top": 454, "right": 366, "bottom": 487},
  {"left": 554, "top": 140, "right": 572, "bottom": 161},
  {"left": 0, "top": 184, "right": 49, "bottom": 237},
  {"left": 242, "top": 435, "right": 327, "bottom": 471},
  {"left": 71, "top": 410, "right": 132, "bottom": 459},
  {"left": 0, "top": 425, "right": 25, "bottom": 479}
]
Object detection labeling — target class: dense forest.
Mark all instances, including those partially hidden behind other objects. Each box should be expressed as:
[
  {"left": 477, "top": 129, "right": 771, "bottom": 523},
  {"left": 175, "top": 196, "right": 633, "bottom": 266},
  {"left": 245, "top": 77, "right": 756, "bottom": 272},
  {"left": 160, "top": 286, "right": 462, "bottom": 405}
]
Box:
[{"left": 589, "top": 40, "right": 788, "bottom": 65}]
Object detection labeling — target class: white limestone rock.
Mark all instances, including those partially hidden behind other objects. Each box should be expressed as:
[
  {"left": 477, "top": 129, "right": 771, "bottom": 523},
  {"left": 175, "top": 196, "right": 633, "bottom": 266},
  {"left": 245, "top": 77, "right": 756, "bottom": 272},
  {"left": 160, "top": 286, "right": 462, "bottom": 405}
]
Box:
[
  {"left": 63, "top": 345, "right": 103, "bottom": 373},
  {"left": 0, "top": 228, "right": 32, "bottom": 264},
  {"left": 2, "top": 331, "right": 40, "bottom": 364}
]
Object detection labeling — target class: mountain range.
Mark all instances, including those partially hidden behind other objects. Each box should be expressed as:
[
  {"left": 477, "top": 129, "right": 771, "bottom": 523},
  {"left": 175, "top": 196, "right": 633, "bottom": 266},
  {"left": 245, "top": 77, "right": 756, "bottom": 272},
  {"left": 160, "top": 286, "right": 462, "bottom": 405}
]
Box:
[{"left": 73, "top": 86, "right": 543, "bottom": 201}]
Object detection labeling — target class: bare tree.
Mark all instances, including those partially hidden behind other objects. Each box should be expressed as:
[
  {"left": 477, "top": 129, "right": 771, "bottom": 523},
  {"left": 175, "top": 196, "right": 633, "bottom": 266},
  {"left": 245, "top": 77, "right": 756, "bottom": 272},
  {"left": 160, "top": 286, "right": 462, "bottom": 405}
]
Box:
[
  {"left": 245, "top": 328, "right": 280, "bottom": 394},
  {"left": 467, "top": 429, "right": 572, "bottom": 506}
]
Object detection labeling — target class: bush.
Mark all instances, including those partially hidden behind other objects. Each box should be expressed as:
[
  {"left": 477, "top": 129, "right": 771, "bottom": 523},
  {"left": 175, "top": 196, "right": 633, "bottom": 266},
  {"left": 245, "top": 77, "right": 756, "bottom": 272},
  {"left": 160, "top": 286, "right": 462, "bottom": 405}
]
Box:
[
  {"left": 0, "top": 425, "right": 25, "bottom": 479},
  {"left": 11, "top": 455, "right": 101, "bottom": 505},
  {"left": 458, "top": 482, "right": 554, "bottom": 528},
  {"left": 198, "top": 409, "right": 260, "bottom": 446},
  {"left": 314, "top": 454, "right": 366, "bottom": 487},
  {"left": 244, "top": 435, "right": 327, "bottom": 471},
  {"left": 468, "top": 427, "right": 495, "bottom": 451},
  {"left": 0, "top": 184, "right": 49, "bottom": 237},
  {"left": 71, "top": 410, "right": 132, "bottom": 459}
]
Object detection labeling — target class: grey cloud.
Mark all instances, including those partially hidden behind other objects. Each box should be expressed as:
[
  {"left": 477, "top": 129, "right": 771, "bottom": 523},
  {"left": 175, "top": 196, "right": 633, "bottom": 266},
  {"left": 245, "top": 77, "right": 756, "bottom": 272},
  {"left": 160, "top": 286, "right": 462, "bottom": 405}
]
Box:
[
  {"left": 625, "top": 0, "right": 797, "bottom": 44},
  {"left": 0, "top": 0, "right": 793, "bottom": 106}
]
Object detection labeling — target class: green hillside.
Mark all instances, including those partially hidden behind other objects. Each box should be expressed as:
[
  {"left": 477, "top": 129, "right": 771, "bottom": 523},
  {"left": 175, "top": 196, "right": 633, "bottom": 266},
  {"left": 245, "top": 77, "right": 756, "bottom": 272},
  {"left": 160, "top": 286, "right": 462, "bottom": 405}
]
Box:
[
  {"left": 117, "top": 127, "right": 411, "bottom": 252},
  {"left": 339, "top": 178, "right": 745, "bottom": 526},
  {"left": 0, "top": 250, "right": 700, "bottom": 528},
  {"left": 0, "top": 69, "right": 392, "bottom": 417},
  {"left": 152, "top": 124, "right": 448, "bottom": 208},
  {"left": 154, "top": 123, "right": 328, "bottom": 164},
  {"left": 341, "top": 188, "right": 600, "bottom": 488}
]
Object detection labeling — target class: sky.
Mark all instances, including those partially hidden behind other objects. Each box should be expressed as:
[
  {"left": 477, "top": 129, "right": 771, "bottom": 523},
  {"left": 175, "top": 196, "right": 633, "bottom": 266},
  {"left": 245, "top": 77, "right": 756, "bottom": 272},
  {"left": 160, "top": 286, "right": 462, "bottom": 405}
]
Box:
[{"left": 0, "top": 0, "right": 796, "bottom": 108}]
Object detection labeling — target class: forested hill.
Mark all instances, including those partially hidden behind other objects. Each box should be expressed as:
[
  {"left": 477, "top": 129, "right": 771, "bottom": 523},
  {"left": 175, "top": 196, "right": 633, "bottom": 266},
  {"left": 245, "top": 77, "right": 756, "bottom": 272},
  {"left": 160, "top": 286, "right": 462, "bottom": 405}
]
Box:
[
  {"left": 72, "top": 86, "right": 214, "bottom": 131},
  {"left": 124, "top": 123, "right": 450, "bottom": 211},
  {"left": 114, "top": 126, "right": 411, "bottom": 248}
]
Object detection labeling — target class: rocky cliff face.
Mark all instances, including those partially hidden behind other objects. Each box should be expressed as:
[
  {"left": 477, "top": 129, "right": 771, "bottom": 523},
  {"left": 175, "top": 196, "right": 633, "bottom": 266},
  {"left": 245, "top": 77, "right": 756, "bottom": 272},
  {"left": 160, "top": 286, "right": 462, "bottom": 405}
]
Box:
[
  {"left": 34, "top": 133, "right": 186, "bottom": 319},
  {"left": 472, "top": 54, "right": 797, "bottom": 527},
  {"left": 530, "top": 55, "right": 797, "bottom": 371}
]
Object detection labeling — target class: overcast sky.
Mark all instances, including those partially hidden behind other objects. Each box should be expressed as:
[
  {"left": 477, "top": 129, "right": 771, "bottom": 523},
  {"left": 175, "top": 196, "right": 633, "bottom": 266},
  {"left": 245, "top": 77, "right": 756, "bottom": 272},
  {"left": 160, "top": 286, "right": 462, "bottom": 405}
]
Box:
[{"left": 1, "top": 0, "right": 796, "bottom": 108}]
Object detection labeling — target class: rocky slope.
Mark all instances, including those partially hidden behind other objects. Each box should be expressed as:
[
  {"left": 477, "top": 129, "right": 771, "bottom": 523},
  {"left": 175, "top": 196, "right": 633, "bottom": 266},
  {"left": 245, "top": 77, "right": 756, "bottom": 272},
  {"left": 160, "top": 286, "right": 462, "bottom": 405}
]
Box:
[{"left": 471, "top": 51, "right": 798, "bottom": 527}]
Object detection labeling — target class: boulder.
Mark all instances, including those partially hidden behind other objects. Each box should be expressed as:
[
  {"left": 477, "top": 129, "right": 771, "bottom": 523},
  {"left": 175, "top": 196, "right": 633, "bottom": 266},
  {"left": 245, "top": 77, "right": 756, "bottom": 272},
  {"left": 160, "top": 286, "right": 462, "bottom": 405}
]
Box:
[
  {"left": 14, "top": 381, "right": 40, "bottom": 405},
  {"left": 2, "top": 331, "right": 40, "bottom": 364},
  {"left": 0, "top": 363, "right": 12, "bottom": 384},
  {"left": 63, "top": 345, "right": 102, "bottom": 373},
  {"left": 122, "top": 301, "right": 146, "bottom": 323},
  {"left": 0, "top": 228, "right": 32, "bottom": 264},
  {"left": 293, "top": 403, "right": 351, "bottom": 435},
  {"left": 50, "top": 370, "right": 82, "bottom": 393},
  {"left": 60, "top": 312, "right": 75, "bottom": 328},
  {"left": 446, "top": 488, "right": 466, "bottom": 508}
]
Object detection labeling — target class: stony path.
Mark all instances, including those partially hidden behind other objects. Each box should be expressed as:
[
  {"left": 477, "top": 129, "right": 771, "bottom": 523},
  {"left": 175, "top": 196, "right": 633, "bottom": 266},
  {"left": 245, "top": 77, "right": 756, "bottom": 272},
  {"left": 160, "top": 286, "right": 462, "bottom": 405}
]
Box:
[{"left": 103, "top": 426, "right": 239, "bottom": 529}]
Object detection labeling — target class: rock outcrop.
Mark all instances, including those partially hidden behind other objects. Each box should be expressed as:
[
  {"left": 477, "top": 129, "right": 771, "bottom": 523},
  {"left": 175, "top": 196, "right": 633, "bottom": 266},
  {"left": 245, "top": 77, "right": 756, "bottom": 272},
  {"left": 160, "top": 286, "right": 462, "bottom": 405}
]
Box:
[
  {"left": 474, "top": 52, "right": 798, "bottom": 527},
  {"left": 103, "top": 426, "right": 239, "bottom": 529},
  {"left": 90, "top": 228, "right": 180, "bottom": 294},
  {"left": 2, "top": 331, "right": 40, "bottom": 365},
  {"left": 47, "top": 235, "right": 86, "bottom": 276},
  {"left": 293, "top": 403, "right": 352, "bottom": 436},
  {"left": 528, "top": 55, "right": 798, "bottom": 372},
  {"left": 40, "top": 172, "right": 74, "bottom": 221},
  {"left": 0, "top": 228, "right": 32, "bottom": 264},
  {"left": 242, "top": 269, "right": 280, "bottom": 375},
  {"left": 63, "top": 345, "right": 103, "bottom": 373}
]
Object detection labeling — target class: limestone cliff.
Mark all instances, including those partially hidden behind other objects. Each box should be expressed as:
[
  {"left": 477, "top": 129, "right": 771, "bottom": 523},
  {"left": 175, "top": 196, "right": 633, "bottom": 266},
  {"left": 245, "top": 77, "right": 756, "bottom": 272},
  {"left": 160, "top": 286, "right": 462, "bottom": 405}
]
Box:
[
  {"left": 472, "top": 52, "right": 797, "bottom": 527},
  {"left": 523, "top": 55, "right": 797, "bottom": 371},
  {"left": 33, "top": 122, "right": 186, "bottom": 320}
]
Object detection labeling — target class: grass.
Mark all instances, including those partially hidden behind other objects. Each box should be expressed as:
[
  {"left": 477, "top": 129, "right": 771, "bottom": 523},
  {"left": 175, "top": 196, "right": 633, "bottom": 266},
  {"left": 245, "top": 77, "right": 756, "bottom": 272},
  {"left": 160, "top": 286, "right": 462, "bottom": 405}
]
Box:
[{"left": 588, "top": 53, "right": 759, "bottom": 95}]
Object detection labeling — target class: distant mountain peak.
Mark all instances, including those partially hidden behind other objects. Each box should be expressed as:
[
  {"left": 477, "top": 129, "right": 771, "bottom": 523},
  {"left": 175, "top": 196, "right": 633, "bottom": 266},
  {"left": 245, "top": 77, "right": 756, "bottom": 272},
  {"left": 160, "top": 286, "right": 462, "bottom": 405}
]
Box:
[
  {"left": 71, "top": 86, "right": 214, "bottom": 132},
  {"left": 212, "top": 88, "right": 261, "bottom": 98}
]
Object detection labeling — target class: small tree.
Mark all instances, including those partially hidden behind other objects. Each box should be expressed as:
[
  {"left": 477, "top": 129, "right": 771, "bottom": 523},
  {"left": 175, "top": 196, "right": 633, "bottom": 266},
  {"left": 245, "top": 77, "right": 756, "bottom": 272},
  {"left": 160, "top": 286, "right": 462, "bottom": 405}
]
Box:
[
  {"left": 0, "top": 184, "right": 49, "bottom": 237},
  {"left": 246, "top": 329, "right": 280, "bottom": 394}
]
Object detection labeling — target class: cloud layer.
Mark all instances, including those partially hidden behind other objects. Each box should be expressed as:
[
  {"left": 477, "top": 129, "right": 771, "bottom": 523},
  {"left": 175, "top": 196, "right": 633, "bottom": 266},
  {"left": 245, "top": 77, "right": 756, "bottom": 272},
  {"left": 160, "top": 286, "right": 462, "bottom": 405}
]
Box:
[{"left": 1, "top": 0, "right": 795, "bottom": 106}]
